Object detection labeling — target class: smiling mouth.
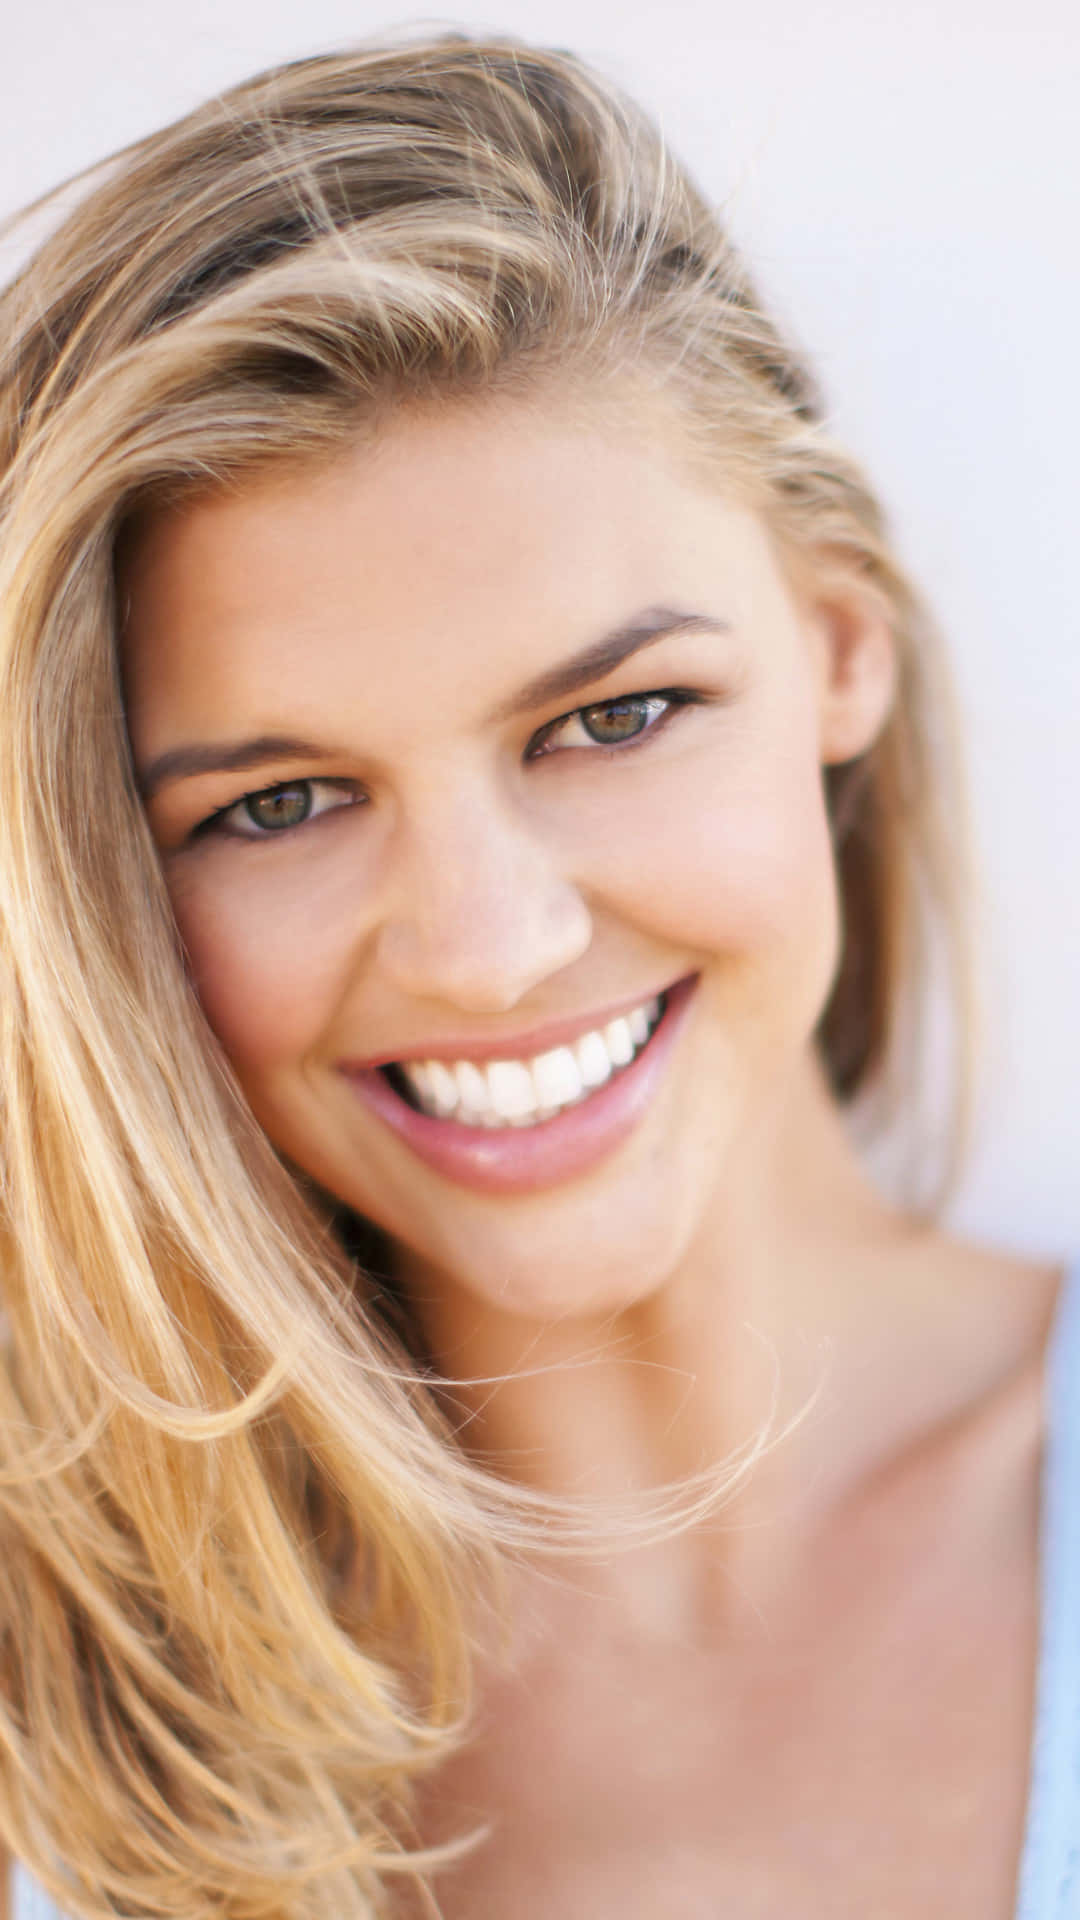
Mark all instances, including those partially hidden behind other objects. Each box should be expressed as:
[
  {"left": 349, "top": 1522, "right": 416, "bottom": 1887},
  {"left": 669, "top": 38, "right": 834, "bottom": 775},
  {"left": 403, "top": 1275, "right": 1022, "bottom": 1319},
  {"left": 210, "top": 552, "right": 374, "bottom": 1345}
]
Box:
[{"left": 381, "top": 992, "right": 666, "bottom": 1129}]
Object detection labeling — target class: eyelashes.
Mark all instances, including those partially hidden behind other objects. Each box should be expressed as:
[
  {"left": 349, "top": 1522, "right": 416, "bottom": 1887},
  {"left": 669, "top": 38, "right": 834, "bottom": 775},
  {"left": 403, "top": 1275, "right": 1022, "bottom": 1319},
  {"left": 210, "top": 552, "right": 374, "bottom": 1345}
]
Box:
[
  {"left": 527, "top": 689, "right": 703, "bottom": 757},
  {"left": 195, "top": 687, "right": 707, "bottom": 843},
  {"left": 195, "top": 778, "right": 363, "bottom": 842}
]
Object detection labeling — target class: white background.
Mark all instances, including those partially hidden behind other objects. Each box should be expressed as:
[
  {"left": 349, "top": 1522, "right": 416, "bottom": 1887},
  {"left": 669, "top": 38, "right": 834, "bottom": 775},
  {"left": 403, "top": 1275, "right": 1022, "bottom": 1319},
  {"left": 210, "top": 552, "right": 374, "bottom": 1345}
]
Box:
[{"left": 3, "top": 0, "right": 1078, "bottom": 1258}]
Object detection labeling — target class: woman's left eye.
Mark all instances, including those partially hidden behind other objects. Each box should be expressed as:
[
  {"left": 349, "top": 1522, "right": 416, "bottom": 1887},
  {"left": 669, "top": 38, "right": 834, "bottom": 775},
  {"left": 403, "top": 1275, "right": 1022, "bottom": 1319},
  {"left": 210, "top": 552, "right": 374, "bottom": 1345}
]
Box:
[{"left": 527, "top": 692, "right": 693, "bottom": 758}]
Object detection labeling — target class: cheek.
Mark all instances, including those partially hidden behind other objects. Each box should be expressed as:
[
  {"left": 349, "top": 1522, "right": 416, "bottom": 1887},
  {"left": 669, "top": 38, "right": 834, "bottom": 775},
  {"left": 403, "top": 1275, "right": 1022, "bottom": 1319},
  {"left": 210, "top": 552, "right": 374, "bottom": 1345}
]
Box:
[
  {"left": 569, "top": 717, "right": 838, "bottom": 967},
  {"left": 660, "top": 765, "right": 833, "bottom": 954},
  {"left": 163, "top": 855, "right": 361, "bottom": 1076}
]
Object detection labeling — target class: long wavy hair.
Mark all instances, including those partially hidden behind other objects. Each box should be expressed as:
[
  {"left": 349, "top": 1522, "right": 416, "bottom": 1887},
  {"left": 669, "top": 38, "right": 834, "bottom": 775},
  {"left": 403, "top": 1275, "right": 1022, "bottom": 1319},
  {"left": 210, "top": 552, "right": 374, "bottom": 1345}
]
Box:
[{"left": 0, "top": 32, "right": 972, "bottom": 1917}]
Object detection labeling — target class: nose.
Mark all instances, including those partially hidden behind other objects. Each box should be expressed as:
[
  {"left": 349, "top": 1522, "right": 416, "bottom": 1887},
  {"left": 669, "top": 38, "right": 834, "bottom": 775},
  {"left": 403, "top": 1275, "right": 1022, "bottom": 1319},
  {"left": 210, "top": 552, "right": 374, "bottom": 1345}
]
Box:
[{"left": 373, "top": 792, "right": 593, "bottom": 1014}]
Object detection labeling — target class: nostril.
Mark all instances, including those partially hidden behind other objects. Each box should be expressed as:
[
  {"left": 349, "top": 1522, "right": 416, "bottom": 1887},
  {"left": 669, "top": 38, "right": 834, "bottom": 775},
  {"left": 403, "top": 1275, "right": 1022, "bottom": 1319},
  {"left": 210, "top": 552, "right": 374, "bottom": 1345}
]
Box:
[{"left": 375, "top": 905, "right": 593, "bottom": 1010}]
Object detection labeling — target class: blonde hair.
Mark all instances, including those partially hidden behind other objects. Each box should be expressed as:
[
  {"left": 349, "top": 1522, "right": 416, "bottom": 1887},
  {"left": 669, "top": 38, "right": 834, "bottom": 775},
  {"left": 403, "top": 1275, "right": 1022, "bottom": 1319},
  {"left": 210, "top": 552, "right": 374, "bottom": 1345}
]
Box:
[{"left": 0, "top": 32, "right": 972, "bottom": 1917}]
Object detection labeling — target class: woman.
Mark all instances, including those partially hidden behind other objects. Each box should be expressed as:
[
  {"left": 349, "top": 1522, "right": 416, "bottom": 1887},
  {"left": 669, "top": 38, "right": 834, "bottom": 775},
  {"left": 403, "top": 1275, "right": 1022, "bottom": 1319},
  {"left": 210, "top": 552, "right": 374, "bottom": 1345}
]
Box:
[{"left": 0, "top": 32, "right": 1067, "bottom": 1920}]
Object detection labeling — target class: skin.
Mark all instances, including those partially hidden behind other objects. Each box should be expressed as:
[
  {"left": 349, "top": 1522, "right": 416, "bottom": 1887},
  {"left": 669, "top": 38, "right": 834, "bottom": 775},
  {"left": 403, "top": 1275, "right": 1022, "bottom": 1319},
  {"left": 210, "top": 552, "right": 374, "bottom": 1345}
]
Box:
[{"left": 121, "top": 387, "right": 1059, "bottom": 1917}]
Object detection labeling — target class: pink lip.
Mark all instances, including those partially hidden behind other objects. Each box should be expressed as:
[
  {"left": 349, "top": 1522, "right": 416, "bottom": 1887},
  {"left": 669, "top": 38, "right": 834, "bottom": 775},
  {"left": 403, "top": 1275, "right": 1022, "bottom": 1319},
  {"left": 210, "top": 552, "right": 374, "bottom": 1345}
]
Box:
[
  {"left": 339, "top": 974, "right": 698, "bottom": 1196},
  {"left": 339, "top": 981, "right": 687, "bottom": 1073}
]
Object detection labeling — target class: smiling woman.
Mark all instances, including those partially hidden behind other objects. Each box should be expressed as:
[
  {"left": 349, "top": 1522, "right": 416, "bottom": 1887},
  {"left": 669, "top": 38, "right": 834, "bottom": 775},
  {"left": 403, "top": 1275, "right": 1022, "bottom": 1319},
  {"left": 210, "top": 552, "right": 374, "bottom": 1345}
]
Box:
[
  {"left": 119, "top": 411, "right": 874, "bottom": 1260},
  {"left": 0, "top": 30, "right": 1068, "bottom": 1920}
]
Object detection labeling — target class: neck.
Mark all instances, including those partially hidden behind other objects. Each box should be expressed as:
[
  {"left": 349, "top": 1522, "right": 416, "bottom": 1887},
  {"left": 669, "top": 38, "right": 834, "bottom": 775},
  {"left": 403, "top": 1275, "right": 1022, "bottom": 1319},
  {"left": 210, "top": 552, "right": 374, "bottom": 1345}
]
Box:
[
  {"left": 391, "top": 1062, "right": 1057, "bottom": 1639},
  {"left": 405, "top": 1066, "right": 905, "bottom": 1495}
]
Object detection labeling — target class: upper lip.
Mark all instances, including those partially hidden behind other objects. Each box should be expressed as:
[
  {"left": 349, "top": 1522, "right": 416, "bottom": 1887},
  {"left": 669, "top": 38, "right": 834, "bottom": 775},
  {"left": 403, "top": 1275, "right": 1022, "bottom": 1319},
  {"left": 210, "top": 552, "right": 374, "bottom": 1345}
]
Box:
[{"left": 337, "top": 974, "right": 692, "bottom": 1073}]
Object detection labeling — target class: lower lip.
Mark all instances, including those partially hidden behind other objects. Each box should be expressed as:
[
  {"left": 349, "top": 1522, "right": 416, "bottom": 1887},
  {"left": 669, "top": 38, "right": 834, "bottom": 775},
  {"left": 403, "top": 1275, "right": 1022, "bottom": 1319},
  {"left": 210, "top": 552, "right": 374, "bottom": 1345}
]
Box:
[{"left": 339, "top": 976, "right": 698, "bottom": 1196}]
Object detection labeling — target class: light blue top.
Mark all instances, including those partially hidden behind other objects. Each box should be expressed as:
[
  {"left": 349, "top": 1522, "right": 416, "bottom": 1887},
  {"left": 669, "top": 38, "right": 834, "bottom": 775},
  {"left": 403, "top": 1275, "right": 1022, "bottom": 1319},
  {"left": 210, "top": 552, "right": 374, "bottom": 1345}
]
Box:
[
  {"left": 12, "top": 1262, "right": 1080, "bottom": 1919},
  {"left": 1014, "top": 1259, "right": 1080, "bottom": 1915}
]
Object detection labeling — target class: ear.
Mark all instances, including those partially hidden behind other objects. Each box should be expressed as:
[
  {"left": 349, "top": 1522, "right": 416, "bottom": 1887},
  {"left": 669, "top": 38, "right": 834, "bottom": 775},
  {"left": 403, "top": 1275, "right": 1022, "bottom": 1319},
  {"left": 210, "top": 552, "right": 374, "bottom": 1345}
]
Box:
[{"left": 809, "top": 579, "right": 897, "bottom": 766}]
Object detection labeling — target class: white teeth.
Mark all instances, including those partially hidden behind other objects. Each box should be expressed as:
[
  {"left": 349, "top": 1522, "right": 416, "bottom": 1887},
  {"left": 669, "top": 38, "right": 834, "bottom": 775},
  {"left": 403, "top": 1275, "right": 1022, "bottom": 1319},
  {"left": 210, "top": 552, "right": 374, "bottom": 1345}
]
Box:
[
  {"left": 532, "top": 1044, "right": 584, "bottom": 1108},
  {"left": 394, "top": 992, "right": 666, "bottom": 1126},
  {"left": 453, "top": 1059, "right": 492, "bottom": 1120},
  {"left": 424, "top": 1059, "right": 459, "bottom": 1117},
  {"left": 575, "top": 1029, "right": 613, "bottom": 1089},
  {"left": 486, "top": 1060, "right": 538, "bottom": 1121},
  {"left": 403, "top": 1061, "right": 438, "bottom": 1110},
  {"left": 603, "top": 1017, "right": 635, "bottom": 1067}
]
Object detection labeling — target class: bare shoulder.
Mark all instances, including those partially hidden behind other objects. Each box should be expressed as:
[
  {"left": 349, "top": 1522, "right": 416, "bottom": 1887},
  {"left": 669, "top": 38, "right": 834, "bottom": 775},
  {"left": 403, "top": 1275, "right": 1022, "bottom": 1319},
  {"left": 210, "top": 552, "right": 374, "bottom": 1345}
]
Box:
[
  {"left": 890, "top": 1224, "right": 1063, "bottom": 1379},
  {"left": 826, "top": 1223, "right": 1066, "bottom": 1509},
  {"left": 876, "top": 1226, "right": 1066, "bottom": 1506}
]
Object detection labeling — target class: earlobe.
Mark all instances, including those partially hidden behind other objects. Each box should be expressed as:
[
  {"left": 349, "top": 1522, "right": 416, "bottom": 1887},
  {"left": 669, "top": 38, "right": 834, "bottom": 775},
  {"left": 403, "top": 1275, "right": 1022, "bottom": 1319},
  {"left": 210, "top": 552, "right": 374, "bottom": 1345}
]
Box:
[{"left": 814, "top": 589, "right": 897, "bottom": 767}]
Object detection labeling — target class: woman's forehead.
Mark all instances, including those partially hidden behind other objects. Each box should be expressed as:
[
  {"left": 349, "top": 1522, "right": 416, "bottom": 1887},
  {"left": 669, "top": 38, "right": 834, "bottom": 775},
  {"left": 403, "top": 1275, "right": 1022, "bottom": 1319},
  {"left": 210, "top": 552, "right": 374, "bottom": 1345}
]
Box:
[{"left": 119, "top": 392, "right": 772, "bottom": 754}]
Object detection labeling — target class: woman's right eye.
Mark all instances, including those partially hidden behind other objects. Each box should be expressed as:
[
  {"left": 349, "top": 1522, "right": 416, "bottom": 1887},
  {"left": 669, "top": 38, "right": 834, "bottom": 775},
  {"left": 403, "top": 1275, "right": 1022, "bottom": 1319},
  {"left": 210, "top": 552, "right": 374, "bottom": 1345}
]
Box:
[{"left": 199, "top": 779, "right": 364, "bottom": 841}]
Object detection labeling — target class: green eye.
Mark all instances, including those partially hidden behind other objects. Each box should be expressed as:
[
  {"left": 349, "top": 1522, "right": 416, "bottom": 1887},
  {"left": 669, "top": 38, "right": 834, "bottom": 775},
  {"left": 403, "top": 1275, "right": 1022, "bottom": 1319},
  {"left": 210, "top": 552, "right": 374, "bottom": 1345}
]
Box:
[
  {"left": 193, "top": 776, "right": 365, "bottom": 844},
  {"left": 579, "top": 698, "right": 654, "bottom": 744},
  {"left": 243, "top": 784, "right": 313, "bottom": 831},
  {"left": 528, "top": 689, "right": 702, "bottom": 761}
]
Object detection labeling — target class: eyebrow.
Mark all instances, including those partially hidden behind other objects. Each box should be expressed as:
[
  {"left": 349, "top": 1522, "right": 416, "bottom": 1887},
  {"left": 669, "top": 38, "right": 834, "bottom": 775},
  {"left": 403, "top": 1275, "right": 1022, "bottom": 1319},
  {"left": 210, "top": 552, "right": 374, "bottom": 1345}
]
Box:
[
  {"left": 485, "top": 606, "right": 729, "bottom": 722},
  {"left": 137, "top": 605, "right": 729, "bottom": 803},
  {"left": 137, "top": 734, "right": 341, "bottom": 804}
]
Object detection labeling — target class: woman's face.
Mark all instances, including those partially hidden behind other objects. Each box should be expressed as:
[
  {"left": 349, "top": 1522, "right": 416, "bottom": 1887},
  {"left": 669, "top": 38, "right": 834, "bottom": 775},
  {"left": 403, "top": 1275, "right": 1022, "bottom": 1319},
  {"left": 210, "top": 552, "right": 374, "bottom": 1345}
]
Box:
[{"left": 122, "top": 388, "right": 892, "bottom": 1325}]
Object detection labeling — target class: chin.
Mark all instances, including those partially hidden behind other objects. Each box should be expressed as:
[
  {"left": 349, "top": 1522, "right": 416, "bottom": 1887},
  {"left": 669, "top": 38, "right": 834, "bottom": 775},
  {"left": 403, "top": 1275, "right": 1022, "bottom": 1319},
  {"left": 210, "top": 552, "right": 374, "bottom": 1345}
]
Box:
[{"left": 397, "top": 1184, "right": 702, "bottom": 1329}]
